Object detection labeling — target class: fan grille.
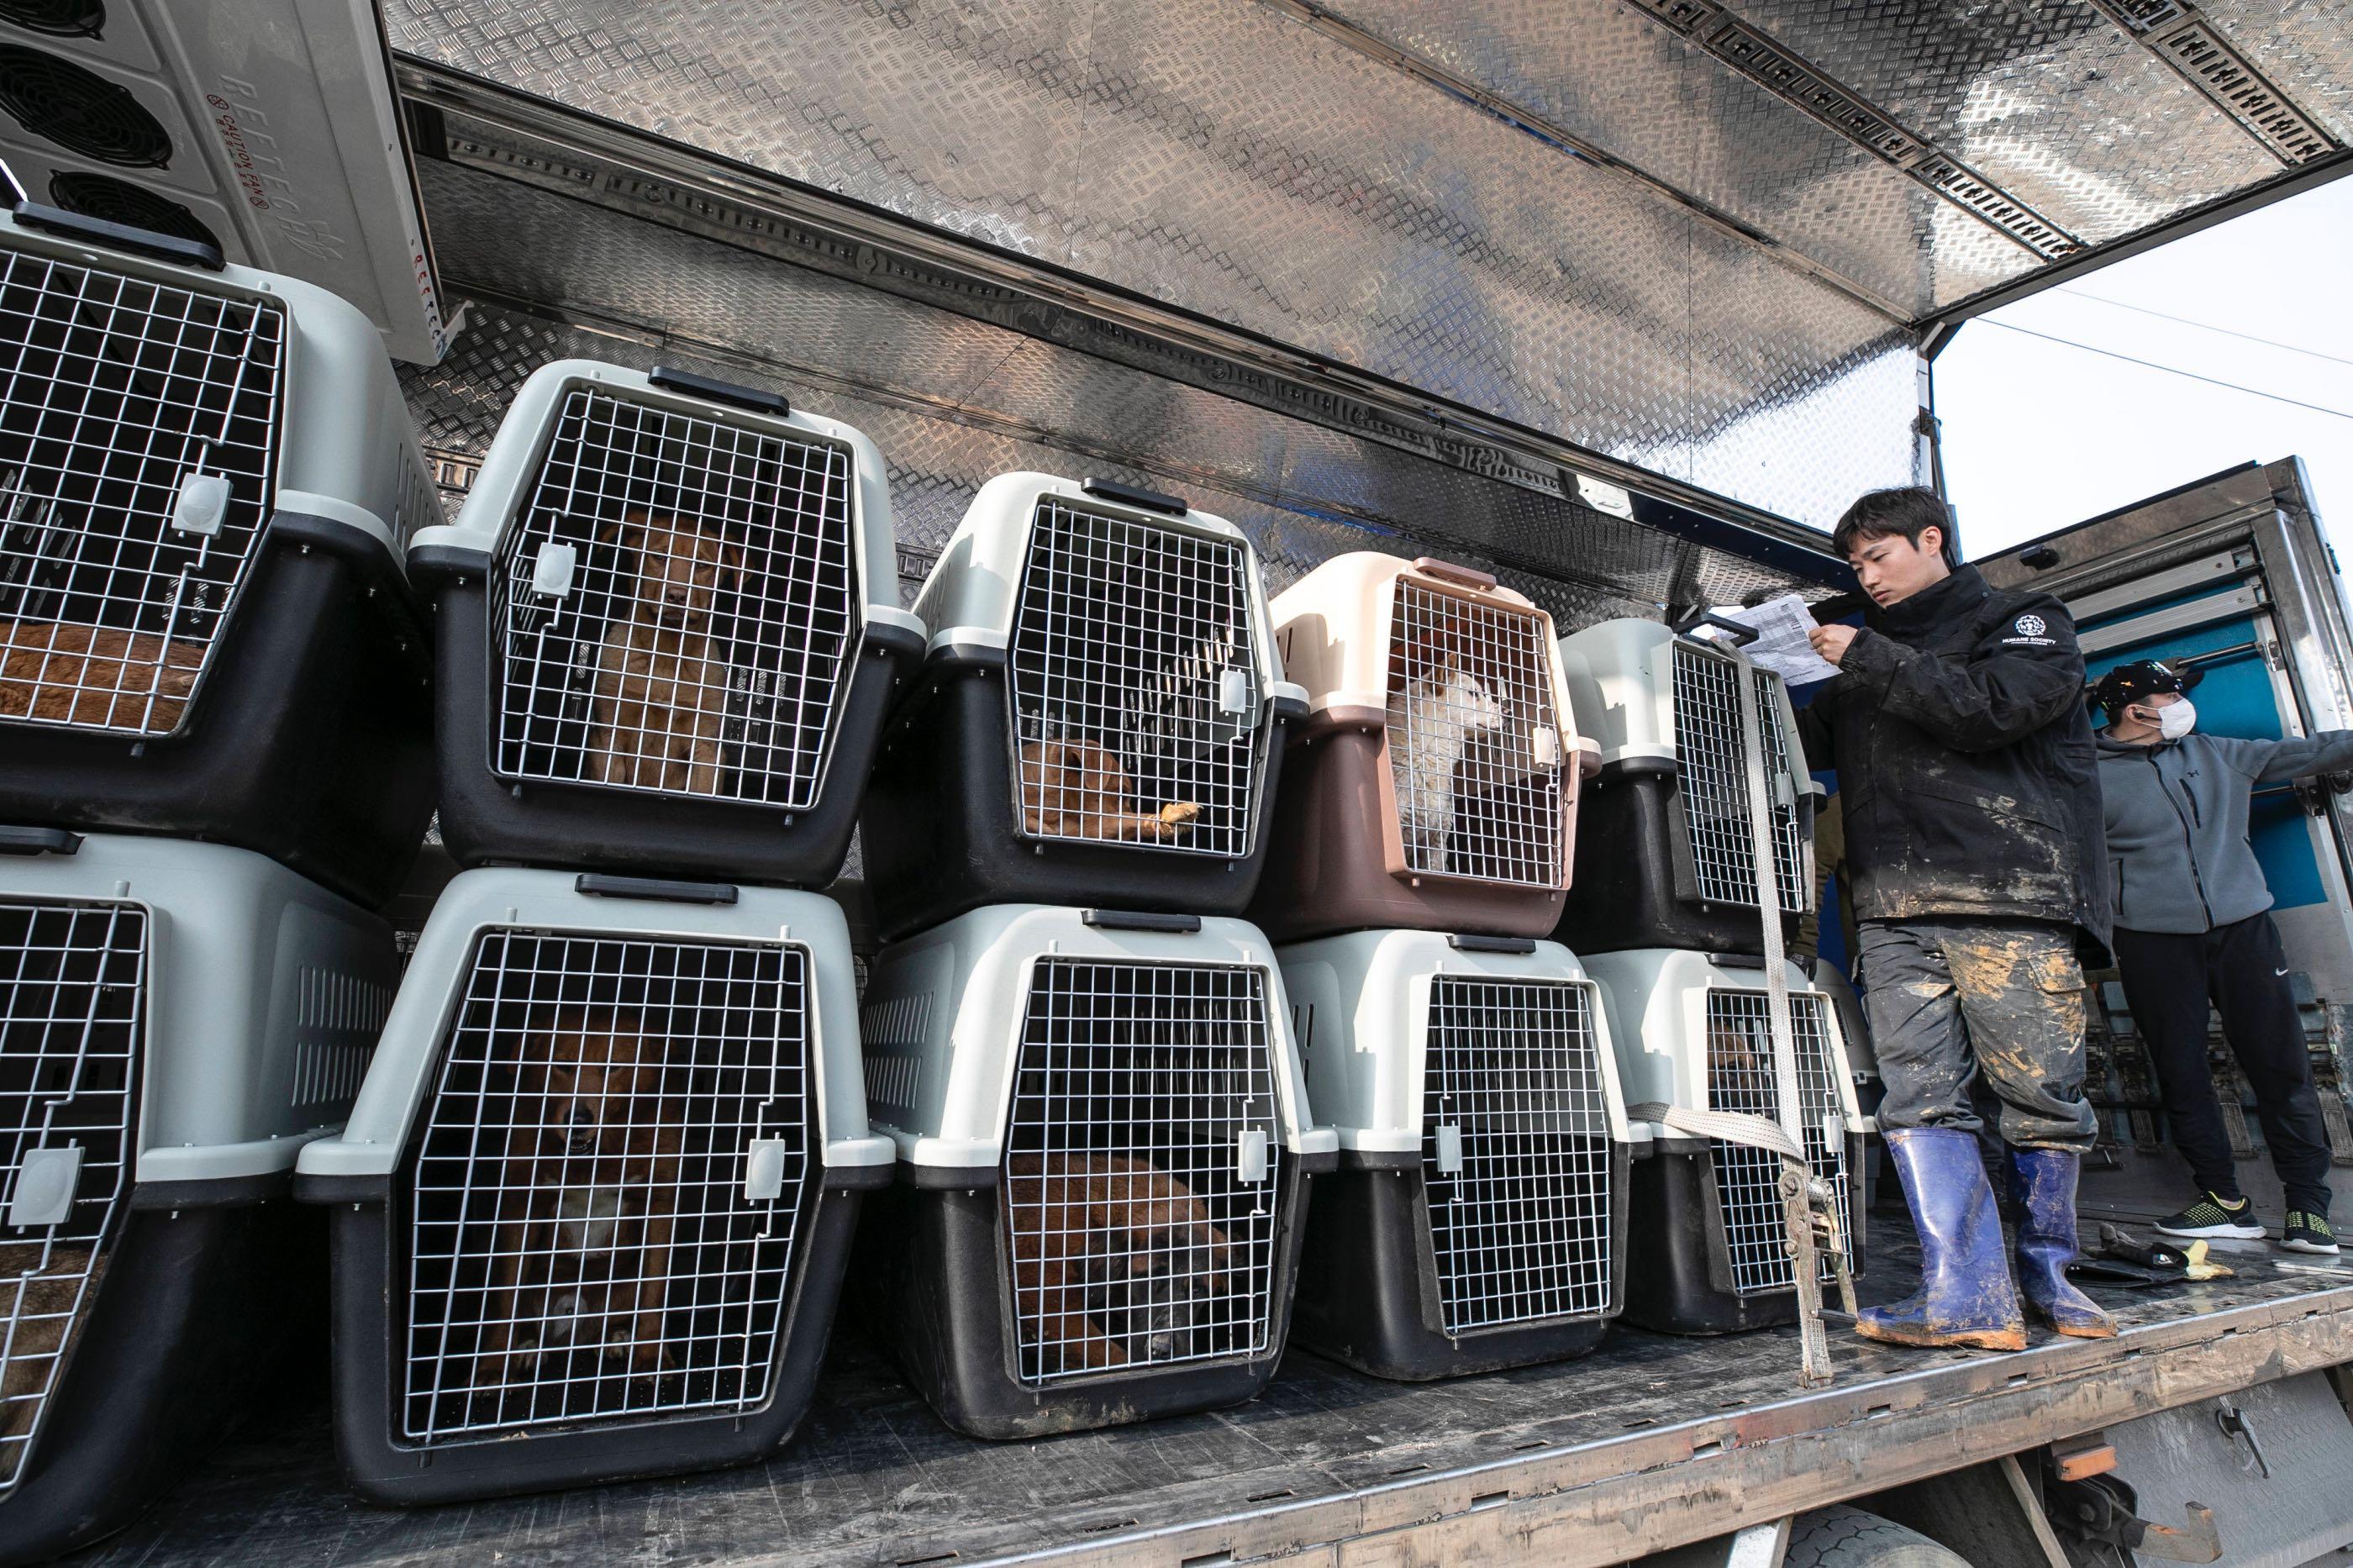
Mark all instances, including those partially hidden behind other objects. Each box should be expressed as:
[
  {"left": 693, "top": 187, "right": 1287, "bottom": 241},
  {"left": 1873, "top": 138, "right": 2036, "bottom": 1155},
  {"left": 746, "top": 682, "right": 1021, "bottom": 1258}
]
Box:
[{"left": 0, "top": 45, "right": 168, "bottom": 167}]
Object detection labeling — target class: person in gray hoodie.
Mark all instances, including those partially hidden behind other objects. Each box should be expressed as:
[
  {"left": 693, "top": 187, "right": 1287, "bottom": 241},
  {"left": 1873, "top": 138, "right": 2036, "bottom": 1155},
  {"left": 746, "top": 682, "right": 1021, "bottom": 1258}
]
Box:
[{"left": 2094, "top": 658, "right": 2353, "bottom": 1255}]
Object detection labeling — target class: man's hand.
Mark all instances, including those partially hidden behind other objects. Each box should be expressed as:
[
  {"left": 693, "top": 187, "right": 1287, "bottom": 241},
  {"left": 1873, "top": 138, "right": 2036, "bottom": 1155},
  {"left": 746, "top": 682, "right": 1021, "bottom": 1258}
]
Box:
[{"left": 1809, "top": 624, "right": 1860, "bottom": 666}]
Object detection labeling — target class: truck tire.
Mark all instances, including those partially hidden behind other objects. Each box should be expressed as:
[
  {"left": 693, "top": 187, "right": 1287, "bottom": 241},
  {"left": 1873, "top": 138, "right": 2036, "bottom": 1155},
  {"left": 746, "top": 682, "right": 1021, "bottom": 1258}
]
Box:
[{"left": 1782, "top": 1506, "right": 1971, "bottom": 1566}]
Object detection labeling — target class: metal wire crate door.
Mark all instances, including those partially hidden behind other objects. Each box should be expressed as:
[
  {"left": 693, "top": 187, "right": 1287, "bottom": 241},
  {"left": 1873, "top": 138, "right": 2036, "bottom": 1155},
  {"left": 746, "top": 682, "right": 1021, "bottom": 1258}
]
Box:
[
  {"left": 401, "top": 930, "right": 812, "bottom": 1442},
  {"left": 1387, "top": 582, "right": 1566, "bottom": 887},
  {"left": 489, "top": 388, "right": 860, "bottom": 808},
  {"left": 1703, "top": 990, "right": 1851, "bottom": 1296},
  {"left": 1003, "top": 960, "right": 1284, "bottom": 1384},
  {"left": 1008, "top": 499, "right": 1266, "bottom": 857},
  {"left": 0, "top": 250, "right": 284, "bottom": 735},
  {"left": 1423, "top": 977, "right": 1614, "bottom": 1334},
  {"left": 1670, "top": 645, "right": 1807, "bottom": 911},
  {"left": 0, "top": 899, "right": 143, "bottom": 1491}
]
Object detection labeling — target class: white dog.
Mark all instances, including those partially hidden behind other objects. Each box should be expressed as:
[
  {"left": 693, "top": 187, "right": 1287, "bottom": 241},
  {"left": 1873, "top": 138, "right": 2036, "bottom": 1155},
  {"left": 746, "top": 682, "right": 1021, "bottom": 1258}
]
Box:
[{"left": 1389, "top": 663, "right": 1506, "bottom": 868}]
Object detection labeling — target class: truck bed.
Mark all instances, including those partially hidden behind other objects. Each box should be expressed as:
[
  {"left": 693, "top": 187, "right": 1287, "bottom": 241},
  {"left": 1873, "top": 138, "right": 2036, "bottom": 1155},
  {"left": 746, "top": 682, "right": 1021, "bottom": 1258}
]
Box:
[{"left": 67, "top": 1213, "right": 2353, "bottom": 1568}]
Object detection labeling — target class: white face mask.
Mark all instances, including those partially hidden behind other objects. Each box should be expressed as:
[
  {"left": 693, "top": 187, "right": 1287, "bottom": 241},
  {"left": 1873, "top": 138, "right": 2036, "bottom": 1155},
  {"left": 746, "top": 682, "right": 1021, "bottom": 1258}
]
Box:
[{"left": 2156, "top": 699, "right": 2197, "bottom": 740}]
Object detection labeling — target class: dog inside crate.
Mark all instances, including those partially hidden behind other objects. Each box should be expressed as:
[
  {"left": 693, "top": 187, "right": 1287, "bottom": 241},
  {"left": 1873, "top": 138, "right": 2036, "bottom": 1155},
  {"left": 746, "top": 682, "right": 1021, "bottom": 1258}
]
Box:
[
  {"left": 1002, "top": 959, "right": 1282, "bottom": 1381},
  {"left": 1703, "top": 991, "right": 1851, "bottom": 1292},
  {"left": 490, "top": 388, "right": 858, "bottom": 807},
  {"left": 1008, "top": 499, "right": 1261, "bottom": 855},
  {"left": 0, "top": 253, "right": 282, "bottom": 734},
  {"left": 1384, "top": 583, "right": 1563, "bottom": 885},
  {"left": 399, "top": 930, "right": 813, "bottom": 1439}
]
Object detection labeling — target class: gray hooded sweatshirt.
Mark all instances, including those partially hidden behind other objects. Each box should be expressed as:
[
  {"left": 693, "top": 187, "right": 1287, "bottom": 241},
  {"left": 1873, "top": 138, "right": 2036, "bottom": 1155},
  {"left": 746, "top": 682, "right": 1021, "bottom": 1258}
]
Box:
[{"left": 2097, "top": 727, "right": 2353, "bottom": 934}]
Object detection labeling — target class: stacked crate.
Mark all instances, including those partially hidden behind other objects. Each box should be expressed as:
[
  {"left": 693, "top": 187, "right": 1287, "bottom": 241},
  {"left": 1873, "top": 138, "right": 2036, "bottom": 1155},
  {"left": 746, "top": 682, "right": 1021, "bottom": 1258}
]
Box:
[
  {"left": 1558, "top": 619, "right": 1869, "bottom": 1334},
  {"left": 295, "top": 360, "right": 908, "bottom": 1500},
  {"left": 858, "top": 472, "right": 1331, "bottom": 1437},
  {"left": 1251, "top": 554, "right": 1640, "bottom": 1379},
  {"left": 0, "top": 204, "right": 423, "bottom": 1559}
]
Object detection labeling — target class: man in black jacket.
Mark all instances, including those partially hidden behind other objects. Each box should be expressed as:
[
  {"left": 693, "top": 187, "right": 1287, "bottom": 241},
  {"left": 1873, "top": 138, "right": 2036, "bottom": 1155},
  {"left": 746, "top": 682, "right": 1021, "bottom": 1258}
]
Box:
[{"left": 1800, "top": 487, "right": 2113, "bottom": 1351}]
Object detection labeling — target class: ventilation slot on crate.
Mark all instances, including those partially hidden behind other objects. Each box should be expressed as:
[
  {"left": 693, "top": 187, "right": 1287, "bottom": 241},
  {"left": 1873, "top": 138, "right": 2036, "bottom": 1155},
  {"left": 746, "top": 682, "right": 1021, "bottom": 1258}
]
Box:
[
  {"left": 0, "top": 249, "right": 283, "bottom": 735},
  {"left": 1703, "top": 989, "right": 1850, "bottom": 1296},
  {"left": 1423, "top": 977, "right": 1613, "bottom": 1333},
  {"left": 487, "top": 388, "right": 859, "bottom": 809},
  {"left": 1388, "top": 581, "right": 1566, "bottom": 888},
  {"left": 1003, "top": 959, "right": 1282, "bottom": 1384},
  {"left": 0, "top": 897, "right": 142, "bottom": 1492},
  {"left": 401, "top": 929, "right": 811, "bottom": 1443},
  {"left": 1670, "top": 645, "right": 1806, "bottom": 911},
  {"left": 1008, "top": 498, "right": 1265, "bottom": 858}
]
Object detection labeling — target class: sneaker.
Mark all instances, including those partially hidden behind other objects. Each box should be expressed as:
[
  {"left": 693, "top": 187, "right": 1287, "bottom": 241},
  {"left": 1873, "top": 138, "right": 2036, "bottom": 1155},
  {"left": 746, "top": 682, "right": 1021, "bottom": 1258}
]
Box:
[
  {"left": 2155, "top": 1192, "right": 2265, "bottom": 1240},
  {"left": 2282, "top": 1212, "right": 2338, "bottom": 1255}
]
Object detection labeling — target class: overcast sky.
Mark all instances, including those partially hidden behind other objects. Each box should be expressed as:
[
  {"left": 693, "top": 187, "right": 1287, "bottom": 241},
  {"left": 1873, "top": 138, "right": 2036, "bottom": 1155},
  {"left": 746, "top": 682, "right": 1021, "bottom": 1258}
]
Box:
[{"left": 1935, "top": 175, "right": 2353, "bottom": 563}]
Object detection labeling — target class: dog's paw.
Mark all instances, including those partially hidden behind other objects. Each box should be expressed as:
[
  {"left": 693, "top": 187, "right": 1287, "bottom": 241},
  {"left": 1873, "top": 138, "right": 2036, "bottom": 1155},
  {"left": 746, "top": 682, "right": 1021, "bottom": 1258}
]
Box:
[{"left": 1159, "top": 801, "right": 1202, "bottom": 829}]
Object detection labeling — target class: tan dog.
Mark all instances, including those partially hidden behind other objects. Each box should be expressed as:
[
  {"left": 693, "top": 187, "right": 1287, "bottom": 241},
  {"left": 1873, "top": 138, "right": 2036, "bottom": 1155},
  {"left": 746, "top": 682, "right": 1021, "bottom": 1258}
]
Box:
[
  {"left": 1019, "top": 738, "right": 1202, "bottom": 842},
  {"left": 0, "top": 620, "right": 203, "bottom": 730},
  {"left": 471, "top": 1011, "right": 683, "bottom": 1391},
  {"left": 584, "top": 511, "right": 745, "bottom": 796},
  {"left": 1006, "top": 1152, "right": 1233, "bottom": 1373},
  {"left": 0, "top": 1242, "right": 103, "bottom": 1481}
]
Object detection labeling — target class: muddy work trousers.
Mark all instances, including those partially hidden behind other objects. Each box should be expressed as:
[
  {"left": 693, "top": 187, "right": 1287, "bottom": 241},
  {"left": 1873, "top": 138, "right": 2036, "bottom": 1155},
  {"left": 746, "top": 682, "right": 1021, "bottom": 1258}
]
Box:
[{"left": 1858, "top": 918, "right": 2098, "bottom": 1154}]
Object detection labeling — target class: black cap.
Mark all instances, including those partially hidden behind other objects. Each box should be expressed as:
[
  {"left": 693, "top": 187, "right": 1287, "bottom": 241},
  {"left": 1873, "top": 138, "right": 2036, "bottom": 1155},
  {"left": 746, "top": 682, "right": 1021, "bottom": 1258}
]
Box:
[{"left": 2093, "top": 658, "right": 2203, "bottom": 718}]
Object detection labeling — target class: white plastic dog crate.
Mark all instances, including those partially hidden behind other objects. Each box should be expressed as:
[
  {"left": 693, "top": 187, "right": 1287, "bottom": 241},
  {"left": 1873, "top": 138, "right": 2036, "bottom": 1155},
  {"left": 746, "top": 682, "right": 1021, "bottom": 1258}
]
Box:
[
  {"left": 0, "top": 205, "right": 440, "bottom": 908},
  {"left": 0, "top": 827, "right": 394, "bottom": 1561},
  {"left": 295, "top": 866, "right": 892, "bottom": 1502},
  {"left": 1251, "top": 552, "right": 1595, "bottom": 942},
  {"left": 861, "top": 472, "right": 1305, "bottom": 939},
  {"left": 1555, "top": 618, "right": 1820, "bottom": 957},
  {"left": 410, "top": 360, "right": 925, "bottom": 887},
  {"left": 858, "top": 904, "right": 1333, "bottom": 1438},
  {"left": 1276, "top": 929, "right": 1638, "bottom": 1379},
  {"left": 1582, "top": 949, "right": 1869, "bottom": 1335}
]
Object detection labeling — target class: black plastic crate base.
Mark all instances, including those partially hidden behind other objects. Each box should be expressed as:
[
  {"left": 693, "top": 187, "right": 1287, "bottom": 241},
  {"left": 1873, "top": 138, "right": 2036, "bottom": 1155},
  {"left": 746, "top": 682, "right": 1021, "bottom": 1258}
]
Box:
[
  {"left": 1622, "top": 1147, "right": 1865, "bottom": 1336},
  {"left": 424, "top": 569, "right": 919, "bottom": 887},
  {"left": 0, "top": 1198, "right": 319, "bottom": 1568},
  {"left": 314, "top": 1175, "right": 867, "bottom": 1506},
  {"left": 870, "top": 1161, "right": 1314, "bottom": 1441},
  {"left": 0, "top": 523, "right": 433, "bottom": 910},
  {"left": 1553, "top": 768, "right": 1802, "bottom": 959},
  {"left": 861, "top": 655, "right": 1293, "bottom": 941},
  {"left": 1289, "top": 1155, "right": 1622, "bottom": 1381}
]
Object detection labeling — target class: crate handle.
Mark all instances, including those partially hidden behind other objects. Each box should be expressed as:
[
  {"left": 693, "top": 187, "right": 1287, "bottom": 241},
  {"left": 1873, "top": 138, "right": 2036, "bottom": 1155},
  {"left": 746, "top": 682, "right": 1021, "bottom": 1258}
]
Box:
[
  {"left": 1082, "top": 909, "right": 1202, "bottom": 933},
  {"left": 1082, "top": 476, "right": 1188, "bottom": 515},
  {"left": 574, "top": 873, "right": 740, "bottom": 905},
  {"left": 649, "top": 365, "right": 791, "bottom": 418},
  {"left": 1448, "top": 933, "right": 1536, "bottom": 955},
  {"left": 1411, "top": 557, "right": 1497, "bottom": 591},
  {"left": 13, "top": 199, "right": 224, "bottom": 271},
  {"left": 0, "top": 827, "right": 81, "bottom": 857}
]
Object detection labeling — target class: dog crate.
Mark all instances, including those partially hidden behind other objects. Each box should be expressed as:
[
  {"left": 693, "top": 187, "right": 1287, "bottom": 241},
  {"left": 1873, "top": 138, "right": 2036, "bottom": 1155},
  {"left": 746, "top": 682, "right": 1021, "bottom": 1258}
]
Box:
[
  {"left": 1582, "top": 949, "right": 1869, "bottom": 1335},
  {"left": 0, "top": 203, "right": 438, "bottom": 908},
  {"left": 861, "top": 472, "right": 1304, "bottom": 939},
  {"left": 1554, "top": 619, "right": 1820, "bottom": 957},
  {"left": 411, "top": 360, "right": 924, "bottom": 887},
  {"left": 857, "top": 904, "right": 1333, "bottom": 1438},
  {"left": 295, "top": 866, "right": 892, "bottom": 1502},
  {"left": 0, "top": 827, "right": 395, "bottom": 1564},
  {"left": 1250, "top": 553, "right": 1594, "bottom": 943},
  {"left": 1275, "top": 929, "right": 1636, "bottom": 1380}
]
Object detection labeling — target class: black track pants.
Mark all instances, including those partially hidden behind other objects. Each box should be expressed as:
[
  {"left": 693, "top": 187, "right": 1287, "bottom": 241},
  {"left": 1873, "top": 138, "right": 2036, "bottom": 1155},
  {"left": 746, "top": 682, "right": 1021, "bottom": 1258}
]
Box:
[{"left": 2110, "top": 912, "right": 2335, "bottom": 1216}]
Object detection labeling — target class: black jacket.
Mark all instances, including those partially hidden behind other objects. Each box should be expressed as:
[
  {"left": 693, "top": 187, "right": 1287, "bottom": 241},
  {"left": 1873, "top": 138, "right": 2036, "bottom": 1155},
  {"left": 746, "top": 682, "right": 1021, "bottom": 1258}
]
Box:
[{"left": 1797, "top": 564, "right": 2111, "bottom": 946}]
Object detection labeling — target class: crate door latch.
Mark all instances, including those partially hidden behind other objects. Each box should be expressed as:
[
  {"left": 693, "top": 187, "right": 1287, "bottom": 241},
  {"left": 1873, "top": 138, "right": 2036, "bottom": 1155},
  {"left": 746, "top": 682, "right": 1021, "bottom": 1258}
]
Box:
[
  {"left": 1434, "top": 1124, "right": 1464, "bottom": 1175},
  {"left": 1235, "top": 1129, "right": 1270, "bottom": 1183},
  {"left": 9, "top": 1144, "right": 82, "bottom": 1229},
  {"left": 744, "top": 1138, "right": 791, "bottom": 1202},
  {"left": 532, "top": 541, "right": 578, "bottom": 600}
]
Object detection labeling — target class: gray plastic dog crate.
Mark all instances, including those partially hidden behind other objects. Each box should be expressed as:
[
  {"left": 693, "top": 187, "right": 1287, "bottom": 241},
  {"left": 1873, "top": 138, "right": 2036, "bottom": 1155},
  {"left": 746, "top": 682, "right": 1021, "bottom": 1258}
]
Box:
[
  {"left": 295, "top": 866, "right": 891, "bottom": 1502},
  {"left": 0, "top": 828, "right": 394, "bottom": 1564}
]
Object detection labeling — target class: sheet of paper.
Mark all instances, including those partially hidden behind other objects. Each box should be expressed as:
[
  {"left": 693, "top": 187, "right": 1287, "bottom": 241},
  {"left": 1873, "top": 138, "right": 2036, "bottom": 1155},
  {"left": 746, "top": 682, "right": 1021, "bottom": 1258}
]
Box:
[{"left": 1692, "top": 593, "right": 1841, "bottom": 687}]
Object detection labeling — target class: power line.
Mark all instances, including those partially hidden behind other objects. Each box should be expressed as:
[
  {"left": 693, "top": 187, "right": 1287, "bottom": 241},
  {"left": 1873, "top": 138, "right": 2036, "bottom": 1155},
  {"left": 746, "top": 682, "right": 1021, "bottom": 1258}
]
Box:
[
  {"left": 2053, "top": 287, "right": 2353, "bottom": 369},
  {"left": 1973, "top": 318, "right": 2353, "bottom": 423}
]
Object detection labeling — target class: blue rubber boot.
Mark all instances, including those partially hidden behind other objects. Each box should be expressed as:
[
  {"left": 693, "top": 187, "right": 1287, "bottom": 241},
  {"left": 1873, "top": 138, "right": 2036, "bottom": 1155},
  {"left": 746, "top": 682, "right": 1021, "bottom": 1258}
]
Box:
[
  {"left": 1857, "top": 1127, "right": 2026, "bottom": 1351},
  {"left": 2009, "top": 1146, "right": 2117, "bottom": 1339}
]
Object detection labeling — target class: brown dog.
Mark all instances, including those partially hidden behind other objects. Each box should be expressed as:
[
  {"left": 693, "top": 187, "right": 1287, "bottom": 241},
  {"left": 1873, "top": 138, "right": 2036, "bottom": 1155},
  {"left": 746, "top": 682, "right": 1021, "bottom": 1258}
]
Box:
[
  {"left": 0, "top": 1242, "right": 103, "bottom": 1481},
  {"left": 471, "top": 1011, "right": 684, "bottom": 1392},
  {"left": 0, "top": 620, "right": 203, "bottom": 730},
  {"left": 1006, "top": 1152, "right": 1234, "bottom": 1373},
  {"left": 584, "top": 511, "right": 745, "bottom": 797},
  {"left": 1019, "top": 738, "right": 1202, "bottom": 842}
]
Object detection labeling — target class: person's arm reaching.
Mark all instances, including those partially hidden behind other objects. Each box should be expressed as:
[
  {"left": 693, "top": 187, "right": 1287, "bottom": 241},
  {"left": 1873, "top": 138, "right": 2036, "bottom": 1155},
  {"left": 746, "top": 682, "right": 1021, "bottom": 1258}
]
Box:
[
  {"left": 2236, "top": 730, "right": 2353, "bottom": 783},
  {"left": 1832, "top": 595, "right": 2084, "bottom": 754}
]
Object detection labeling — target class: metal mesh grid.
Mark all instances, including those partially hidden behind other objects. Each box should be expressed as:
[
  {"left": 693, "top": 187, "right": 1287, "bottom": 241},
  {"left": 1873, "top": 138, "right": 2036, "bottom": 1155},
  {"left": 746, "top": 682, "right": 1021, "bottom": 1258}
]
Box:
[
  {"left": 401, "top": 929, "right": 810, "bottom": 1443},
  {"left": 1703, "top": 989, "right": 1851, "bottom": 1297},
  {"left": 1008, "top": 498, "right": 1266, "bottom": 858},
  {"left": 1670, "top": 644, "right": 1808, "bottom": 911},
  {"left": 487, "top": 387, "right": 861, "bottom": 809},
  {"left": 0, "top": 246, "right": 283, "bottom": 736},
  {"left": 1421, "top": 977, "right": 1613, "bottom": 1334},
  {"left": 1387, "top": 581, "right": 1566, "bottom": 887},
  {"left": 0, "top": 898, "right": 143, "bottom": 1492},
  {"left": 1003, "top": 959, "right": 1283, "bottom": 1385}
]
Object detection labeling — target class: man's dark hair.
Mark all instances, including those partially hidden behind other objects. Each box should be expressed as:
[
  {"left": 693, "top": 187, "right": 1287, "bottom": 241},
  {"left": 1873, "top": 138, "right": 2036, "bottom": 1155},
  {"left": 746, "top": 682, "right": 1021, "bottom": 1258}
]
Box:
[{"left": 1834, "top": 487, "right": 1954, "bottom": 561}]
